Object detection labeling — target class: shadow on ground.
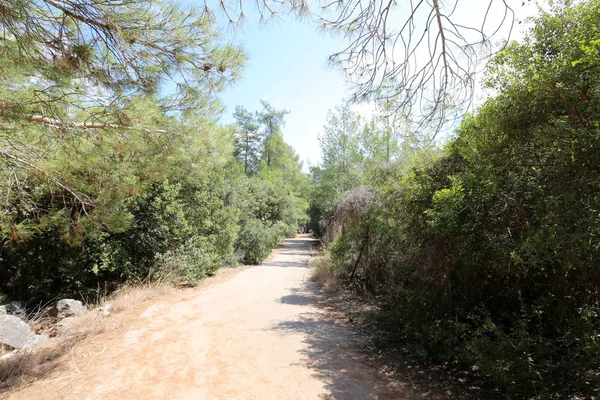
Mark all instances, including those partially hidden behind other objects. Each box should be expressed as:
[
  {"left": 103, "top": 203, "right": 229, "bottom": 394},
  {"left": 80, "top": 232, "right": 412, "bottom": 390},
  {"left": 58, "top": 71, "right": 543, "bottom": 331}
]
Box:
[
  {"left": 271, "top": 279, "right": 430, "bottom": 400},
  {"left": 261, "top": 260, "right": 309, "bottom": 268},
  {"left": 278, "top": 293, "right": 316, "bottom": 306},
  {"left": 266, "top": 236, "right": 457, "bottom": 399},
  {"left": 268, "top": 237, "right": 491, "bottom": 400},
  {"left": 261, "top": 236, "right": 319, "bottom": 268}
]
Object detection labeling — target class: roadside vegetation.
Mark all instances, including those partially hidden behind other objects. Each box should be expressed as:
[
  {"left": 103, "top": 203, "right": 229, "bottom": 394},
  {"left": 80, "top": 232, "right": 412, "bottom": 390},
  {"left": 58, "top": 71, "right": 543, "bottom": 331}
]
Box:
[
  {"left": 310, "top": 2, "right": 600, "bottom": 398},
  {"left": 0, "top": 281, "right": 174, "bottom": 391},
  {"left": 0, "top": 1, "right": 308, "bottom": 304},
  {"left": 2, "top": 0, "right": 600, "bottom": 398}
]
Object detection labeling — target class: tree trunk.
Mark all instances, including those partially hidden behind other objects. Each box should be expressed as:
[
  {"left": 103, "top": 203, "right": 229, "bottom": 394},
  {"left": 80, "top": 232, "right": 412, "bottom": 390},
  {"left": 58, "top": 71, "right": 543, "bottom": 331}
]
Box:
[{"left": 349, "top": 229, "right": 369, "bottom": 281}]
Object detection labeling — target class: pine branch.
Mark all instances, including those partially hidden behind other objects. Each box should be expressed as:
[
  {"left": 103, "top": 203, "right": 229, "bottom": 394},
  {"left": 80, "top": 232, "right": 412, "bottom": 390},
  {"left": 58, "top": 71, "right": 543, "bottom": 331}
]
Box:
[
  {"left": 41, "top": 0, "right": 113, "bottom": 30},
  {"left": 0, "top": 151, "right": 94, "bottom": 211}
]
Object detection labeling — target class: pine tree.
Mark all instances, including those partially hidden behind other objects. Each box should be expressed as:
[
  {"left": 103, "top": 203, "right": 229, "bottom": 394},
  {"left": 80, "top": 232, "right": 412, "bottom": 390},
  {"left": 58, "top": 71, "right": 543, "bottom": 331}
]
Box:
[
  {"left": 0, "top": 0, "right": 246, "bottom": 240},
  {"left": 255, "top": 100, "right": 289, "bottom": 168},
  {"left": 233, "top": 106, "right": 261, "bottom": 175}
]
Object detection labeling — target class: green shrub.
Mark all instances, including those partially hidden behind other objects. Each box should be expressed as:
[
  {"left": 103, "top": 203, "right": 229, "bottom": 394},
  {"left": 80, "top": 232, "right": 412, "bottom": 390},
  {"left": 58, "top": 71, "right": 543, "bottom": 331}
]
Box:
[
  {"left": 319, "top": 3, "right": 600, "bottom": 397},
  {"left": 236, "top": 218, "right": 279, "bottom": 264},
  {"left": 273, "top": 220, "right": 296, "bottom": 240},
  {"left": 154, "top": 236, "right": 221, "bottom": 284}
]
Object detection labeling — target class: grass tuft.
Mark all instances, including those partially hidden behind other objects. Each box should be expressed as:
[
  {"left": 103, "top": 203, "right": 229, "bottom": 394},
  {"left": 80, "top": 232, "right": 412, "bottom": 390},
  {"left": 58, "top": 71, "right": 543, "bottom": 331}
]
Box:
[{"left": 0, "top": 281, "right": 174, "bottom": 394}]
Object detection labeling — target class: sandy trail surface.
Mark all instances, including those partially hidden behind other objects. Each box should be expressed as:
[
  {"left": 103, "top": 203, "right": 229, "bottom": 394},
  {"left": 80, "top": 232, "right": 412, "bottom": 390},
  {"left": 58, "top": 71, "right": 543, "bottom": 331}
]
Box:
[{"left": 7, "top": 236, "right": 418, "bottom": 400}]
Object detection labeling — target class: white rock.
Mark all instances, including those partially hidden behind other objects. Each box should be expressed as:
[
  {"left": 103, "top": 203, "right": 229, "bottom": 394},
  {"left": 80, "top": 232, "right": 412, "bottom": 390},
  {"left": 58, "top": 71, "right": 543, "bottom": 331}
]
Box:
[
  {"left": 0, "top": 315, "right": 31, "bottom": 349},
  {"left": 52, "top": 299, "right": 84, "bottom": 318},
  {"left": 25, "top": 334, "right": 49, "bottom": 348},
  {"left": 5, "top": 302, "right": 26, "bottom": 319},
  {"left": 0, "top": 350, "right": 17, "bottom": 361},
  {"left": 97, "top": 304, "right": 112, "bottom": 317}
]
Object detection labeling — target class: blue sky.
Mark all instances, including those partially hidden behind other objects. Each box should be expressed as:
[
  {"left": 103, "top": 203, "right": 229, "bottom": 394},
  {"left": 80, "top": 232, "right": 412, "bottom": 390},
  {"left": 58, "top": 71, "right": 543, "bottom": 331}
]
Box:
[
  {"left": 216, "top": 16, "right": 353, "bottom": 170},
  {"left": 179, "top": 1, "right": 540, "bottom": 170}
]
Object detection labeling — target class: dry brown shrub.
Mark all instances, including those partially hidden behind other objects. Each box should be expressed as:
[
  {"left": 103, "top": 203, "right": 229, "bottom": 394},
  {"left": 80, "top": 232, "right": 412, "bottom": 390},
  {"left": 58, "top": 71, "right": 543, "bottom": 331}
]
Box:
[
  {"left": 0, "top": 281, "right": 174, "bottom": 393},
  {"left": 310, "top": 252, "right": 341, "bottom": 293},
  {"left": 107, "top": 282, "right": 172, "bottom": 313},
  {"left": 0, "top": 338, "right": 74, "bottom": 391},
  {"left": 336, "top": 186, "right": 377, "bottom": 217}
]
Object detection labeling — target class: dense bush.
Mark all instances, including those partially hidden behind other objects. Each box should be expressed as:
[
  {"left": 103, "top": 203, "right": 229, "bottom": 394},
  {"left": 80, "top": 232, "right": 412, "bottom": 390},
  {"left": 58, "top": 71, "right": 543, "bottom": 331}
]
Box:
[
  {"left": 0, "top": 106, "right": 307, "bottom": 305},
  {"left": 236, "top": 219, "right": 278, "bottom": 264},
  {"left": 0, "top": 146, "right": 307, "bottom": 303},
  {"left": 233, "top": 172, "right": 307, "bottom": 264},
  {"left": 318, "top": 2, "right": 600, "bottom": 398},
  {"left": 0, "top": 164, "right": 305, "bottom": 302},
  {"left": 0, "top": 1, "right": 310, "bottom": 305}
]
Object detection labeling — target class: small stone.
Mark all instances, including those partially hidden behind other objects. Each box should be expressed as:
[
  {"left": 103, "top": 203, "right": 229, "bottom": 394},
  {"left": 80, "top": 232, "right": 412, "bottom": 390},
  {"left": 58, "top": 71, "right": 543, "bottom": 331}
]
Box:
[
  {"left": 0, "top": 315, "right": 32, "bottom": 349},
  {"left": 0, "top": 305, "right": 6, "bottom": 315},
  {"left": 97, "top": 304, "right": 112, "bottom": 317},
  {"left": 0, "top": 350, "right": 17, "bottom": 361},
  {"left": 5, "top": 302, "right": 26, "bottom": 320},
  {"left": 25, "top": 334, "right": 49, "bottom": 348},
  {"left": 51, "top": 299, "right": 84, "bottom": 319}
]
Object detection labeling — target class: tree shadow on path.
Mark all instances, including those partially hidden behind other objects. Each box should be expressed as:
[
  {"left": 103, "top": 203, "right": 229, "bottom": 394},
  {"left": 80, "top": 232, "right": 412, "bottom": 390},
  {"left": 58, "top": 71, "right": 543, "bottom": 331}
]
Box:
[
  {"left": 271, "top": 279, "right": 442, "bottom": 399},
  {"left": 267, "top": 236, "right": 455, "bottom": 399}
]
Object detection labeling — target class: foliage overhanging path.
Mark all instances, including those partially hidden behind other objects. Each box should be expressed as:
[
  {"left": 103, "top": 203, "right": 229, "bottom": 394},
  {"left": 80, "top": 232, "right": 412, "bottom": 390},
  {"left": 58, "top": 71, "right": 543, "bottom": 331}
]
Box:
[{"left": 5, "top": 236, "right": 429, "bottom": 400}]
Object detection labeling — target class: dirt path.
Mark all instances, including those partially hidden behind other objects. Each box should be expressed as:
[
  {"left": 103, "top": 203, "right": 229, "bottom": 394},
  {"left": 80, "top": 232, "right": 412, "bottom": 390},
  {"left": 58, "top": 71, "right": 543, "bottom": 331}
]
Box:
[{"left": 6, "top": 236, "right": 421, "bottom": 400}]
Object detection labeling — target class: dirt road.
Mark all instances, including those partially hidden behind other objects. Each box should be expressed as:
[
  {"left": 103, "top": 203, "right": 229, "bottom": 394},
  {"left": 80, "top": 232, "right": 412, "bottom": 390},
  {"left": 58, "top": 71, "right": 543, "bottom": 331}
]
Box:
[{"left": 7, "top": 236, "right": 417, "bottom": 400}]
